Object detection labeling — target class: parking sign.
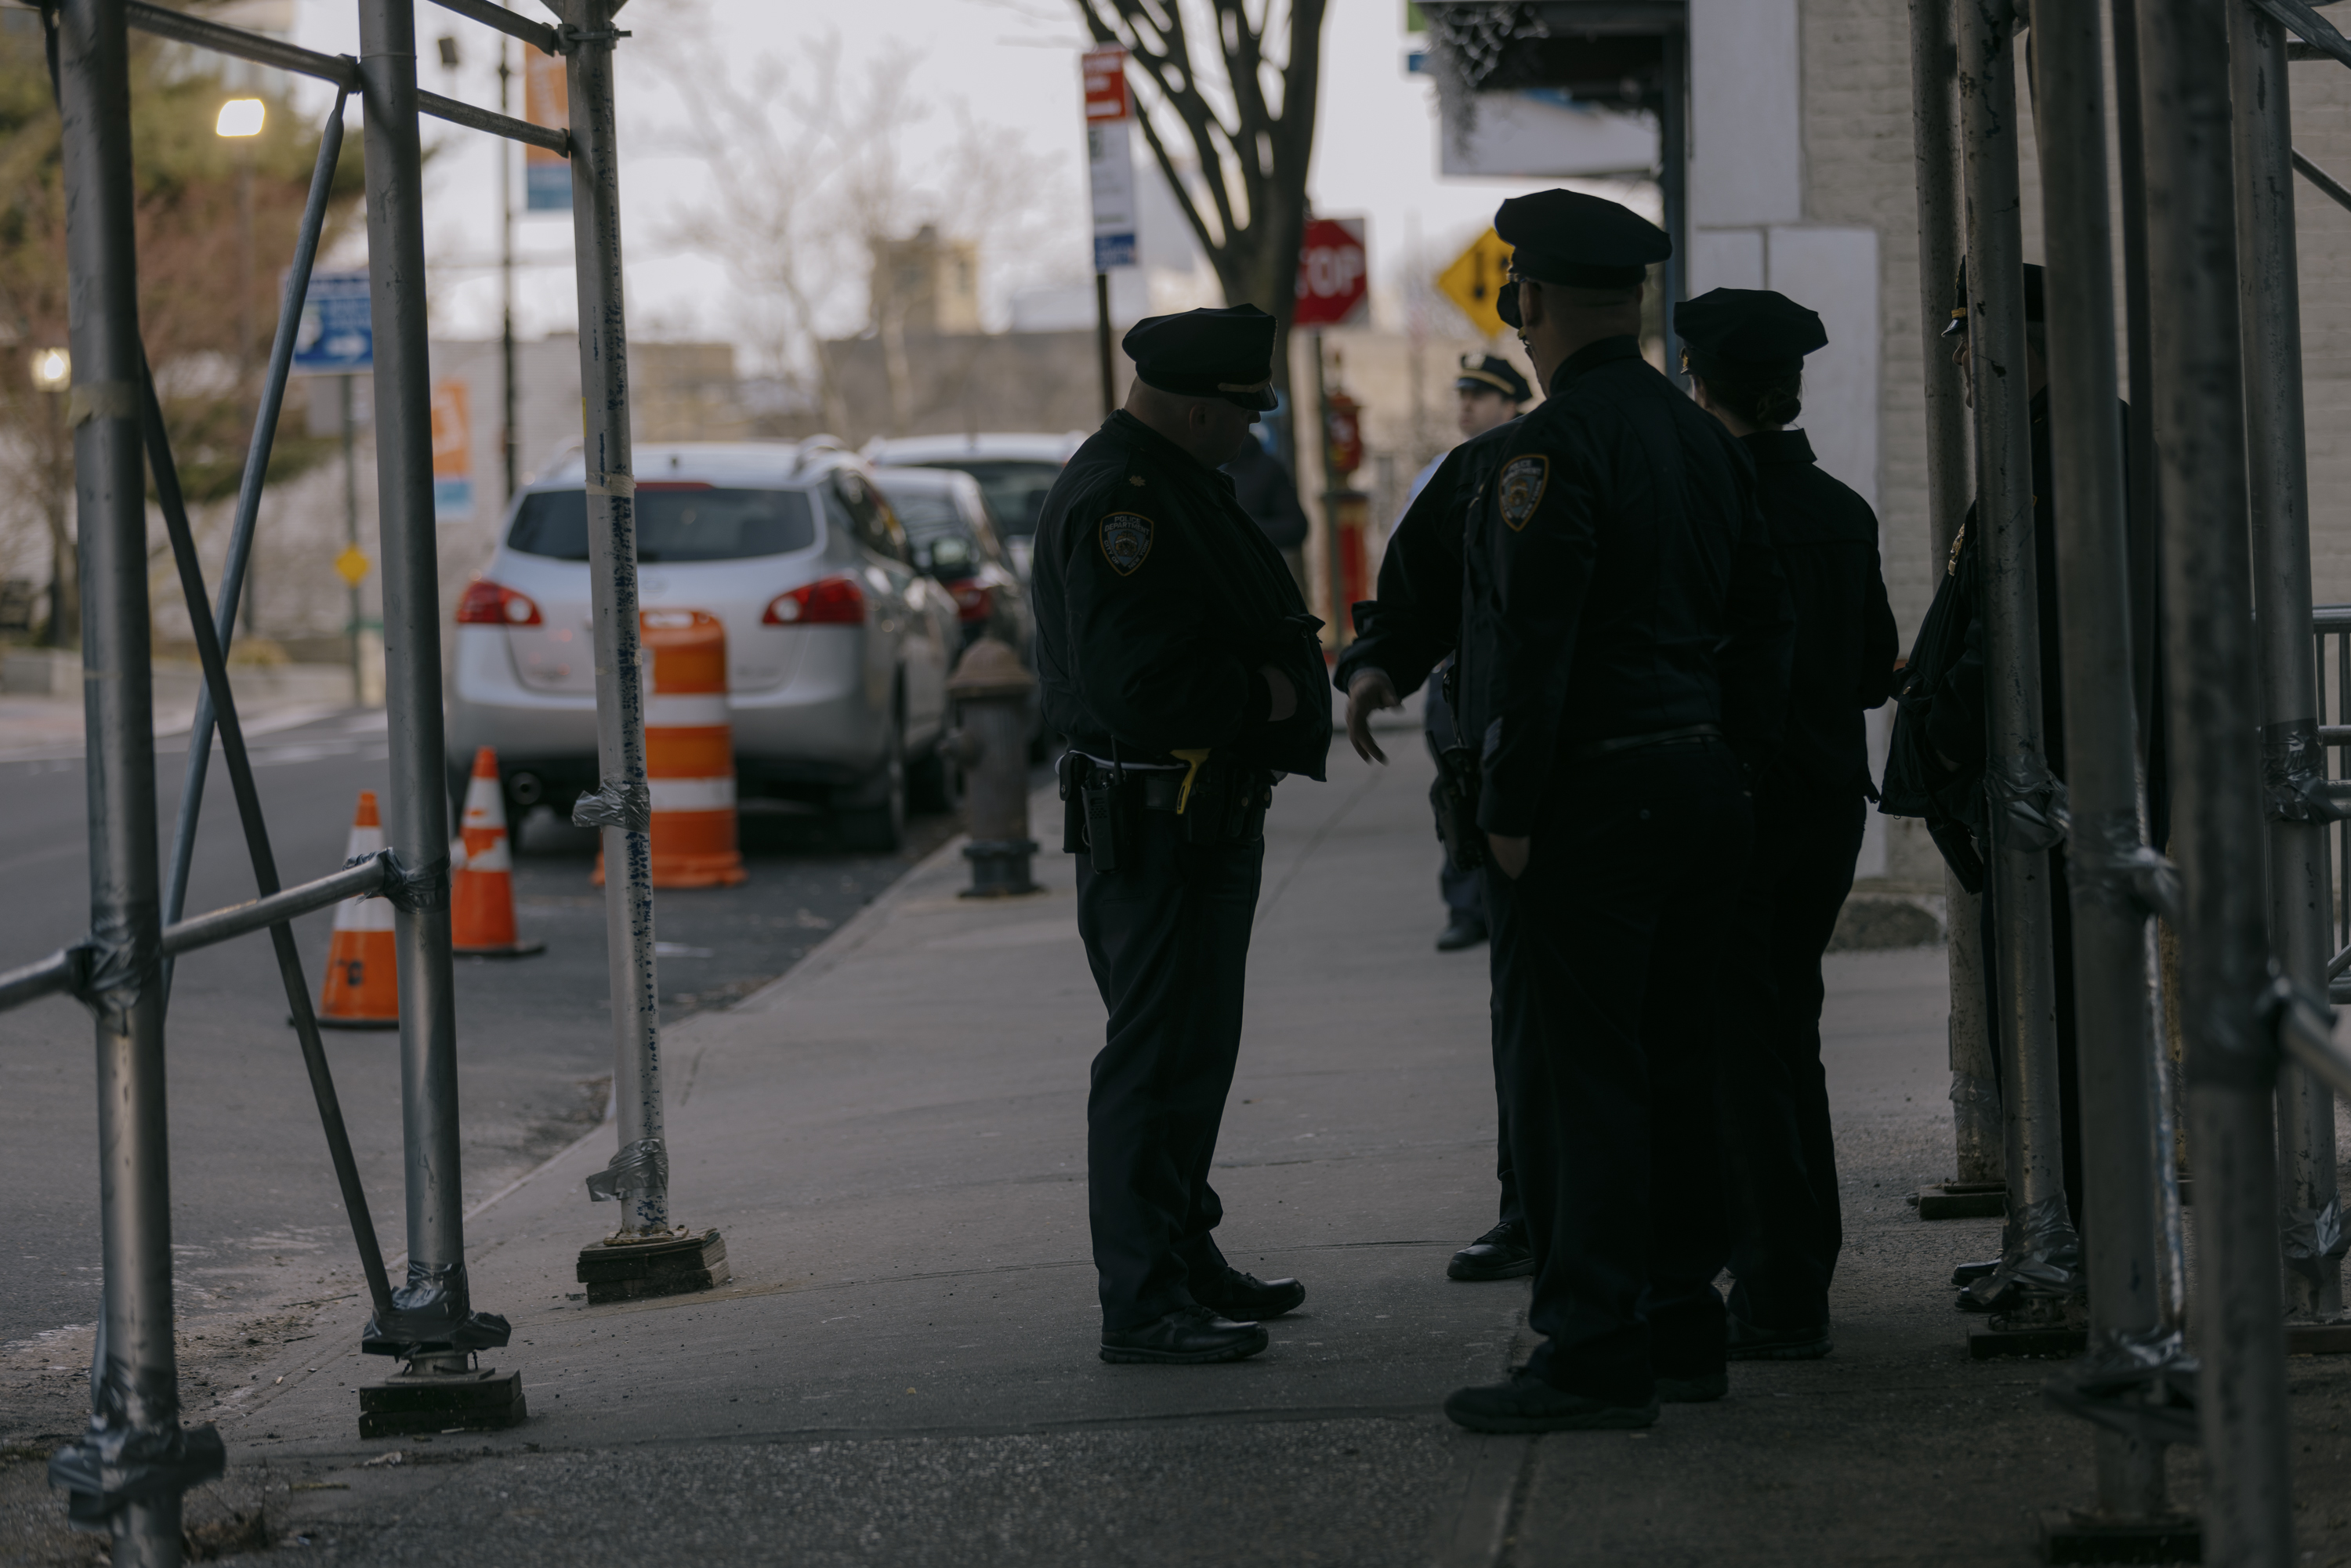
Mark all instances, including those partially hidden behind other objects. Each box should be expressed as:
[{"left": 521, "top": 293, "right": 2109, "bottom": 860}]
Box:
[{"left": 292, "top": 272, "right": 373, "bottom": 375}]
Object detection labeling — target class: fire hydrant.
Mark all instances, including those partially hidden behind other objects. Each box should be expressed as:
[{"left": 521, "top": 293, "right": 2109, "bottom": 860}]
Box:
[{"left": 944, "top": 638, "right": 1039, "bottom": 897}]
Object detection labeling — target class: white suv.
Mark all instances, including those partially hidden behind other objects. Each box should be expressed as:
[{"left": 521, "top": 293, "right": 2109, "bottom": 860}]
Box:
[{"left": 445, "top": 440, "right": 960, "bottom": 851}]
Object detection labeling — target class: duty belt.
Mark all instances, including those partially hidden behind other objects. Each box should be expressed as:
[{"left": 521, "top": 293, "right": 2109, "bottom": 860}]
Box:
[{"left": 1573, "top": 722, "right": 1722, "bottom": 761}]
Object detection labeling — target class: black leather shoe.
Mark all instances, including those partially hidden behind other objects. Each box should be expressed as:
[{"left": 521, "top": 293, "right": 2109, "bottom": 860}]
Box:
[
  {"left": 1436, "top": 915, "right": 1489, "bottom": 952},
  {"left": 1447, "top": 1219, "right": 1534, "bottom": 1281},
  {"left": 1655, "top": 1371, "right": 1729, "bottom": 1403},
  {"left": 1099, "top": 1305, "right": 1270, "bottom": 1365},
  {"left": 1191, "top": 1267, "right": 1306, "bottom": 1320},
  {"left": 1444, "top": 1374, "right": 1657, "bottom": 1432},
  {"left": 1726, "top": 1313, "right": 1831, "bottom": 1360}
]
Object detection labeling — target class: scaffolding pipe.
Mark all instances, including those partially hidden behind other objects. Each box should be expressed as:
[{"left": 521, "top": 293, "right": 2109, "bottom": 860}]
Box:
[
  {"left": 565, "top": 0, "right": 671, "bottom": 1237},
  {"left": 1954, "top": 0, "right": 2080, "bottom": 1302},
  {"left": 1906, "top": 0, "right": 1999, "bottom": 1190},
  {"left": 357, "top": 0, "right": 483, "bottom": 1353},
  {"left": 2230, "top": 0, "right": 2348, "bottom": 1320},
  {"left": 51, "top": 2, "right": 204, "bottom": 1559},
  {"left": 2028, "top": 0, "right": 2175, "bottom": 1520},
  {"left": 2137, "top": 0, "right": 2298, "bottom": 1556}
]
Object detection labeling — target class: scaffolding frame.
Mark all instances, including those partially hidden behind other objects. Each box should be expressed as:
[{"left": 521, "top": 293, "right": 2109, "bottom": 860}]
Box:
[{"left": 2, "top": 2, "right": 684, "bottom": 1560}]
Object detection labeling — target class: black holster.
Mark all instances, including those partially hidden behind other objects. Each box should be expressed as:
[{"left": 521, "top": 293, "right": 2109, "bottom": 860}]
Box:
[{"left": 1427, "top": 735, "right": 1487, "bottom": 873}]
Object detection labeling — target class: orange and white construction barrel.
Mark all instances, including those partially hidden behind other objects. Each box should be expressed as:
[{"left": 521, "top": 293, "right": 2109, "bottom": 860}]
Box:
[
  {"left": 318, "top": 789, "right": 400, "bottom": 1030},
  {"left": 451, "top": 746, "right": 544, "bottom": 956},
  {"left": 594, "top": 608, "right": 746, "bottom": 889}
]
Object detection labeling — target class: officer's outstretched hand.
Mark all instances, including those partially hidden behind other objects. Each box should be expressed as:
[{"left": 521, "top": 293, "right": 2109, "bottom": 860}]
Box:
[
  {"left": 1487, "top": 833, "right": 1531, "bottom": 879},
  {"left": 1344, "top": 669, "right": 1400, "bottom": 763}
]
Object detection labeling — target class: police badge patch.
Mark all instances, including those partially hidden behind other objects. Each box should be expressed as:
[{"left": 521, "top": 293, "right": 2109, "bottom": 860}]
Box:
[
  {"left": 1498, "top": 456, "right": 1549, "bottom": 531},
  {"left": 1100, "top": 512, "right": 1155, "bottom": 575}
]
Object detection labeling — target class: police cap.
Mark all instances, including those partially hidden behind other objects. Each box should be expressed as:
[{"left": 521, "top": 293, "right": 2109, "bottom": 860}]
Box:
[
  {"left": 1943, "top": 259, "right": 2045, "bottom": 337},
  {"left": 1673, "top": 288, "right": 1827, "bottom": 378},
  {"left": 1123, "top": 305, "right": 1280, "bottom": 411},
  {"left": 1494, "top": 190, "right": 1672, "bottom": 329},
  {"left": 1454, "top": 353, "right": 1532, "bottom": 403}
]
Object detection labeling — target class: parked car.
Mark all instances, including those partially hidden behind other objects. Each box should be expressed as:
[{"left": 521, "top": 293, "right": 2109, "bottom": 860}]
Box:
[
  {"left": 869, "top": 466, "right": 1034, "bottom": 659},
  {"left": 445, "top": 439, "right": 962, "bottom": 852},
  {"left": 860, "top": 432, "right": 1085, "bottom": 580}
]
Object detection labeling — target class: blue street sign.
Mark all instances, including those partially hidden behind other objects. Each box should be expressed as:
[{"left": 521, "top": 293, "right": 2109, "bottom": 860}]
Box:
[{"left": 292, "top": 271, "right": 374, "bottom": 374}]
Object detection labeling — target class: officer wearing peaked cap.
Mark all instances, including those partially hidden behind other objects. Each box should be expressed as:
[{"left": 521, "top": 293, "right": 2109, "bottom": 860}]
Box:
[
  {"left": 1670, "top": 287, "right": 1897, "bottom": 1359},
  {"left": 1439, "top": 191, "right": 1795, "bottom": 1433},
  {"left": 1032, "top": 304, "right": 1333, "bottom": 1367}
]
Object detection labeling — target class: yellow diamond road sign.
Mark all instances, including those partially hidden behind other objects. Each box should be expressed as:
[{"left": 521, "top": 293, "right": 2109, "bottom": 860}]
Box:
[
  {"left": 334, "top": 545, "right": 371, "bottom": 587},
  {"left": 1437, "top": 228, "right": 1515, "bottom": 339}
]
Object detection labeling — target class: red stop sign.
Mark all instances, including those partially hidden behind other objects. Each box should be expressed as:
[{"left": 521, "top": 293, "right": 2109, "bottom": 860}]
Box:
[{"left": 1293, "top": 217, "right": 1368, "bottom": 328}]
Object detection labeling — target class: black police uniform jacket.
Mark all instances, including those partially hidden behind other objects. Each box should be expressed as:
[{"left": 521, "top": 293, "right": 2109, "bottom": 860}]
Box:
[
  {"left": 1334, "top": 418, "right": 1524, "bottom": 706},
  {"left": 1466, "top": 336, "right": 1795, "bottom": 836},
  {"left": 1741, "top": 429, "right": 1897, "bottom": 798},
  {"left": 1034, "top": 411, "right": 1333, "bottom": 779}
]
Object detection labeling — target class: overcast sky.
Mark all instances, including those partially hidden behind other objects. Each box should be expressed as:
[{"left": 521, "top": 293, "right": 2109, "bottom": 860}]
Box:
[{"left": 282, "top": 0, "right": 1618, "bottom": 353}]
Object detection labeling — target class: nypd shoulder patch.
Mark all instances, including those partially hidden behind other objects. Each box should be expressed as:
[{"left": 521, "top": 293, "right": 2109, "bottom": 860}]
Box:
[
  {"left": 1099, "top": 512, "right": 1155, "bottom": 575},
  {"left": 1498, "top": 456, "right": 1550, "bottom": 532}
]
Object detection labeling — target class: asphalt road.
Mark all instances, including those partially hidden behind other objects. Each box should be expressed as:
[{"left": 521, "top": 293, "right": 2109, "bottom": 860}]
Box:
[{"left": 0, "top": 705, "right": 963, "bottom": 1363}]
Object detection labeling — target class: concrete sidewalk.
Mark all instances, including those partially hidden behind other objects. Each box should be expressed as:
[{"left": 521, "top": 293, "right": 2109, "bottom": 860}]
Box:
[{"left": 18, "top": 737, "right": 2351, "bottom": 1566}]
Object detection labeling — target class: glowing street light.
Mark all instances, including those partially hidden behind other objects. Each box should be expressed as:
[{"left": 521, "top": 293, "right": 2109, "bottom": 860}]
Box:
[
  {"left": 215, "top": 97, "right": 265, "bottom": 138},
  {"left": 30, "top": 347, "right": 69, "bottom": 391}
]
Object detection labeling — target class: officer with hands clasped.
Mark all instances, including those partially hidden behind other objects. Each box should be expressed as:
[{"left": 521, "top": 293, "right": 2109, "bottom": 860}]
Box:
[
  {"left": 1438, "top": 192, "right": 1795, "bottom": 1433},
  {"left": 1032, "top": 305, "right": 1335, "bottom": 1367},
  {"left": 1672, "top": 288, "right": 1897, "bottom": 1360}
]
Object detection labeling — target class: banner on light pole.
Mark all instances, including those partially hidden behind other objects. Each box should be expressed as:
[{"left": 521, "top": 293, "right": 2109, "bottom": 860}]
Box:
[
  {"left": 524, "top": 50, "right": 571, "bottom": 212},
  {"left": 1084, "top": 47, "right": 1136, "bottom": 273}
]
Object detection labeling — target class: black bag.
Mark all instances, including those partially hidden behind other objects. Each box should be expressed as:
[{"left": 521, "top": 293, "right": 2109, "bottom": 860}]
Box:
[{"left": 1881, "top": 522, "right": 1988, "bottom": 893}]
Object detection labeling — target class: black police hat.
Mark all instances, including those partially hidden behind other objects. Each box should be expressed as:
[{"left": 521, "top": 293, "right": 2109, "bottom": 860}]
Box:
[
  {"left": 1494, "top": 190, "right": 1671, "bottom": 329},
  {"left": 1454, "top": 354, "right": 1532, "bottom": 403},
  {"left": 1673, "top": 289, "right": 1828, "bottom": 373},
  {"left": 1943, "top": 259, "right": 2046, "bottom": 338},
  {"left": 1123, "top": 305, "right": 1279, "bottom": 411}
]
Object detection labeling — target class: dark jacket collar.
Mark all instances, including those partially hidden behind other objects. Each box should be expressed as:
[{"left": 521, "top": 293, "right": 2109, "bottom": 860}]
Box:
[
  {"left": 1108, "top": 409, "right": 1214, "bottom": 476},
  {"left": 1741, "top": 429, "right": 1817, "bottom": 467},
  {"left": 1545, "top": 335, "right": 1644, "bottom": 397}
]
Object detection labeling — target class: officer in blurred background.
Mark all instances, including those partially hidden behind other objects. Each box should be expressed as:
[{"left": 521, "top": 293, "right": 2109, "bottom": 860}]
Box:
[
  {"left": 1672, "top": 288, "right": 1896, "bottom": 1360},
  {"left": 1033, "top": 304, "right": 1335, "bottom": 1367},
  {"left": 1440, "top": 191, "right": 1793, "bottom": 1435},
  {"left": 1422, "top": 355, "right": 1531, "bottom": 954}
]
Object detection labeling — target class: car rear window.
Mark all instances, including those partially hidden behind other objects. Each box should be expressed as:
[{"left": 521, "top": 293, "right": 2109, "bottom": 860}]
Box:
[
  {"left": 508, "top": 486, "right": 819, "bottom": 563},
  {"left": 880, "top": 492, "right": 963, "bottom": 538},
  {"left": 912, "top": 461, "right": 1061, "bottom": 541}
]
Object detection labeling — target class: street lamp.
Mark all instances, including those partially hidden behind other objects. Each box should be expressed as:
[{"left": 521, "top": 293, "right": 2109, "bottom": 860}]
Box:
[
  {"left": 218, "top": 96, "right": 263, "bottom": 636},
  {"left": 31, "top": 347, "right": 69, "bottom": 646}
]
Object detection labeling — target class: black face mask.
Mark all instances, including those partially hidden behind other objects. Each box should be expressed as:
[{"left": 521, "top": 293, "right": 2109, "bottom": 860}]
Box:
[{"left": 1496, "top": 278, "right": 1522, "bottom": 331}]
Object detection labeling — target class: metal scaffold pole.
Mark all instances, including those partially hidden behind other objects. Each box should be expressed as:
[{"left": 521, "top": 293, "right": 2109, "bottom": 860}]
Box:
[
  {"left": 2027, "top": 0, "right": 2186, "bottom": 1542},
  {"left": 1953, "top": 0, "right": 2081, "bottom": 1307},
  {"left": 2230, "top": 0, "right": 2348, "bottom": 1323},
  {"left": 2137, "top": 0, "right": 2298, "bottom": 1557},
  {"left": 1906, "top": 0, "right": 2001, "bottom": 1197},
  {"left": 357, "top": 0, "right": 494, "bottom": 1356},
  {"left": 563, "top": 0, "right": 726, "bottom": 1296},
  {"left": 45, "top": 2, "right": 220, "bottom": 1559}
]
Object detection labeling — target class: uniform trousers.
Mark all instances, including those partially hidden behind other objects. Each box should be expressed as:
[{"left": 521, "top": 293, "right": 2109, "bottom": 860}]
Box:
[
  {"left": 1485, "top": 739, "right": 1752, "bottom": 1404},
  {"left": 1076, "top": 809, "right": 1266, "bottom": 1331},
  {"left": 1712, "top": 781, "right": 1867, "bottom": 1332}
]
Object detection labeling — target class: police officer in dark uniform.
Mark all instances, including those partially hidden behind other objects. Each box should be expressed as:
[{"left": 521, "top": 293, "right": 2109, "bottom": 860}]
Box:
[
  {"left": 1337, "top": 407, "right": 1532, "bottom": 1284},
  {"left": 1032, "top": 305, "right": 1335, "bottom": 1365},
  {"left": 1672, "top": 288, "right": 1897, "bottom": 1358},
  {"left": 1424, "top": 355, "right": 1533, "bottom": 954},
  {"left": 1440, "top": 191, "right": 1794, "bottom": 1433}
]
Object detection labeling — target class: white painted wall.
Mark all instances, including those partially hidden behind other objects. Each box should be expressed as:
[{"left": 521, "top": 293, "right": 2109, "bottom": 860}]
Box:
[
  {"left": 1690, "top": 0, "right": 1803, "bottom": 226},
  {"left": 1767, "top": 226, "right": 1880, "bottom": 510},
  {"left": 1690, "top": 227, "right": 1765, "bottom": 294}
]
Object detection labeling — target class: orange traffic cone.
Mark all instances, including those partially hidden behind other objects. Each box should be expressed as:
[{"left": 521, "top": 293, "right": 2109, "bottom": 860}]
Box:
[
  {"left": 452, "top": 747, "right": 544, "bottom": 957},
  {"left": 318, "top": 790, "right": 400, "bottom": 1030},
  {"left": 595, "top": 608, "right": 747, "bottom": 889}
]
